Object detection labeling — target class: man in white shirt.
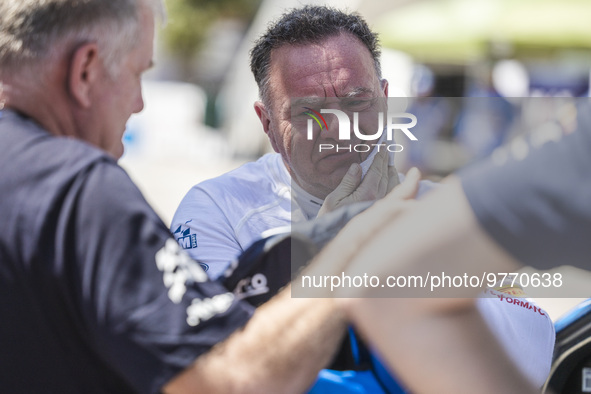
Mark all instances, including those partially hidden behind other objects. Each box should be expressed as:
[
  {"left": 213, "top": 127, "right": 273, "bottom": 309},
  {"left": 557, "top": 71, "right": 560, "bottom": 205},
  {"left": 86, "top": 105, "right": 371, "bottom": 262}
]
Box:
[
  {"left": 172, "top": 5, "right": 409, "bottom": 278},
  {"left": 171, "top": 5, "right": 554, "bottom": 388}
]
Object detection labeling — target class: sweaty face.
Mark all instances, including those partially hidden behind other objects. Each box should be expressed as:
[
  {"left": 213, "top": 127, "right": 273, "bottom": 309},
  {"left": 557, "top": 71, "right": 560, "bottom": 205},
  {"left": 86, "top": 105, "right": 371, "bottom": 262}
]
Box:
[
  {"left": 262, "top": 33, "right": 388, "bottom": 199},
  {"left": 92, "top": 4, "right": 155, "bottom": 158}
]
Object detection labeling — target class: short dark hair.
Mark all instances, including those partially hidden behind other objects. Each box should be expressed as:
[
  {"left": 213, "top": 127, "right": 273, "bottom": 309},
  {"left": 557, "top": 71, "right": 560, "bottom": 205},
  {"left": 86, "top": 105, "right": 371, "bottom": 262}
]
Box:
[{"left": 250, "top": 5, "right": 382, "bottom": 104}]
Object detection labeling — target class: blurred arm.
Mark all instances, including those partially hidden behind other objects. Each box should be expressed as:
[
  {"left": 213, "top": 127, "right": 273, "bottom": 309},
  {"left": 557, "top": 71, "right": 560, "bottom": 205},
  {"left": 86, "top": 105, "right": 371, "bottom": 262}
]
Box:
[
  {"left": 164, "top": 288, "right": 345, "bottom": 393},
  {"left": 341, "top": 176, "right": 536, "bottom": 393}
]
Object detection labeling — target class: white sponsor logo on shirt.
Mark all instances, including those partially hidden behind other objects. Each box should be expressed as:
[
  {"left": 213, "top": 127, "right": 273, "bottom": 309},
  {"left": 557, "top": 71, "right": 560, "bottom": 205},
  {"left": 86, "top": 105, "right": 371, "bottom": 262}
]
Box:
[
  {"left": 155, "top": 239, "right": 208, "bottom": 303},
  {"left": 234, "top": 273, "right": 270, "bottom": 300},
  {"left": 186, "top": 293, "right": 234, "bottom": 326}
]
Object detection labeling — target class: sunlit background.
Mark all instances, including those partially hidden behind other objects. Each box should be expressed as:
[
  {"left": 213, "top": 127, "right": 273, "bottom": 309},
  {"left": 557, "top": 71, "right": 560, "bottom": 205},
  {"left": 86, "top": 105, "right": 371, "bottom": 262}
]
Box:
[{"left": 119, "top": 0, "right": 591, "bottom": 319}]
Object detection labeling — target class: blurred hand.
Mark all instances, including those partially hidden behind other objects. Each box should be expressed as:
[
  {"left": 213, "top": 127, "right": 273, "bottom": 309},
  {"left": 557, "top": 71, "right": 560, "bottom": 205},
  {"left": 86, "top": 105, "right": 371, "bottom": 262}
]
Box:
[
  {"left": 300, "top": 167, "right": 421, "bottom": 293},
  {"left": 318, "top": 150, "right": 414, "bottom": 216}
]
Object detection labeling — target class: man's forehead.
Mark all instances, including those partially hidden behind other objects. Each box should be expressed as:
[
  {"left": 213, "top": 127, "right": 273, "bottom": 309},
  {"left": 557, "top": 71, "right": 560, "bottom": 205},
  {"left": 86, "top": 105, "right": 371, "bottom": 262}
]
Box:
[
  {"left": 271, "top": 33, "right": 372, "bottom": 65},
  {"left": 270, "top": 43, "right": 378, "bottom": 98},
  {"left": 291, "top": 89, "right": 375, "bottom": 106}
]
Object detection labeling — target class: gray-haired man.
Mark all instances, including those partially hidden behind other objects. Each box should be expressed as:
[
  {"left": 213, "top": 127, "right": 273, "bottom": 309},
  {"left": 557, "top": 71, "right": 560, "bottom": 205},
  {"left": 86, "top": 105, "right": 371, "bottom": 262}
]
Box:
[{"left": 0, "top": 1, "right": 351, "bottom": 392}]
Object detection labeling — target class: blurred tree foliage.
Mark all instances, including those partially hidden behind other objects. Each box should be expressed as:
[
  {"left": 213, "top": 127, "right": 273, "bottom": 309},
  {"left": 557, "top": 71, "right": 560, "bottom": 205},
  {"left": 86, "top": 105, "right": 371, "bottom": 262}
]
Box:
[{"left": 163, "top": 0, "right": 262, "bottom": 62}]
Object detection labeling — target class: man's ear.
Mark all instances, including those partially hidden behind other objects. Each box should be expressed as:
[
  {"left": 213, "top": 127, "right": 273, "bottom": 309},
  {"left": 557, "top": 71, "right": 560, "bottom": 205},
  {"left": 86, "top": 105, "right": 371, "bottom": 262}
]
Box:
[
  {"left": 254, "top": 100, "right": 280, "bottom": 153},
  {"left": 381, "top": 78, "right": 389, "bottom": 97},
  {"left": 69, "top": 43, "right": 100, "bottom": 108}
]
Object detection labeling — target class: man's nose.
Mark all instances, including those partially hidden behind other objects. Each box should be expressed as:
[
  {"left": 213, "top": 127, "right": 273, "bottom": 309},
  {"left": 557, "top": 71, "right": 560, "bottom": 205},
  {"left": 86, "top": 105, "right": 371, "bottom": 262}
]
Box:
[
  {"left": 321, "top": 109, "right": 349, "bottom": 141},
  {"left": 134, "top": 91, "right": 145, "bottom": 114}
]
